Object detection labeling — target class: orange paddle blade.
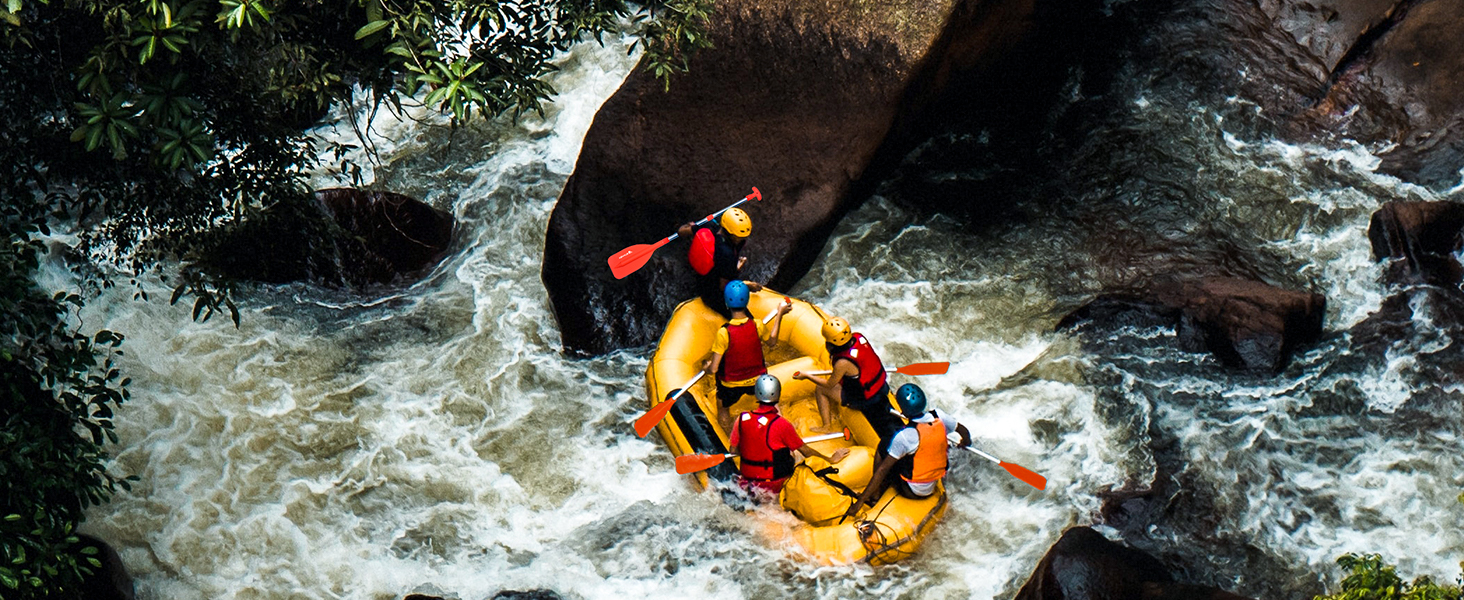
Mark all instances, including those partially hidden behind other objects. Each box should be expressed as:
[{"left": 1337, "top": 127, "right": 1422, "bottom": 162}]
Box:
[
  {"left": 675, "top": 453, "right": 730, "bottom": 475},
  {"left": 893, "top": 362, "right": 949, "bottom": 376},
  {"left": 1001, "top": 461, "right": 1047, "bottom": 490},
  {"left": 608, "top": 238, "right": 670, "bottom": 279},
  {"left": 634, "top": 398, "right": 677, "bottom": 438}
]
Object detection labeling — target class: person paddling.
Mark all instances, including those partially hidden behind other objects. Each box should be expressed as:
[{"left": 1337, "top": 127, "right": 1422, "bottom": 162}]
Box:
[
  {"left": 844, "top": 384, "right": 971, "bottom": 520},
  {"left": 704, "top": 281, "right": 790, "bottom": 432},
  {"left": 731, "top": 375, "right": 849, "bottom": 496},
  {"left": 679, "top": 208, "right": 758, "bottom": 318},
  {"left": 793, "top": 317, "right": 904, "bottom": 446}
]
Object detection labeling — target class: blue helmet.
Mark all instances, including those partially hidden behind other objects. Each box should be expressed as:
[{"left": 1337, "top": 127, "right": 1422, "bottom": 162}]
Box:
[
  {"left": 724, "top": 280, "right": 750, "bottom": 310},
  {"left": 896, "top": 384, "right": 927, "bottom": 418}
]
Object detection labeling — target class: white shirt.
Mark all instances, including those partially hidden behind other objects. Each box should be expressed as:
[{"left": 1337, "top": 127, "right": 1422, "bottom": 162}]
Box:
[{"left": 886, "top": 408, "right": 959, "bottom": 497}]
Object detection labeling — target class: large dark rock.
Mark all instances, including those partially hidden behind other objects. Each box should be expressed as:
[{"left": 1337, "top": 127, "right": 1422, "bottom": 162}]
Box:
[
  {"left": 201, "top": 189, "right": 453, "bottom": 290},
  {"left": 1014, "top": 527, "right": 1253, "bottom": 600},
  {"left": 1367, "top": 200, "right": 1464, "bottom": 287},
  {"left": 1059, "top": 277, "right": 1326, "bottom": 373},
  {"left": 542, "top": 0, "right": 1037, "bottom": 354},
  {"left": 314, "top": 188, "right": 454, "bottom": 278},
  {"left": 1273, "top": 0, "right": 1464, "bottom": 186},
  {"left": 66, "top": 535, "right": 134, "bottom": 600}
]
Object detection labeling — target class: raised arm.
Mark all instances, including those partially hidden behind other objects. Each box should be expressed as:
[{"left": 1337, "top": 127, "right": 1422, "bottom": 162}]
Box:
[{"left": 846, "top": 452, "right": 899, "bottom": 520}]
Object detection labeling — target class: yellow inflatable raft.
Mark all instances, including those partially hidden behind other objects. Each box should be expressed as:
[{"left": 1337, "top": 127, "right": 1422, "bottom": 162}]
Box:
[{"left": 644, "top": 289, "right": 946, "bottom": 565}]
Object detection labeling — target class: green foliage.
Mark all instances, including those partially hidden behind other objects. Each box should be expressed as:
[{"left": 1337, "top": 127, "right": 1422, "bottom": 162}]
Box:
[
  {"left": 1, "top": 170, "right": 135, "bottom": 597},
  {"left": 1314, "top": 554, "right": 1464, "bottom": 600},
  {"left": 1, "top": 0, "right": 714, "bottom": 300},
  {"left": 634, "top": 0, "right": 715, "bottom": 90}
]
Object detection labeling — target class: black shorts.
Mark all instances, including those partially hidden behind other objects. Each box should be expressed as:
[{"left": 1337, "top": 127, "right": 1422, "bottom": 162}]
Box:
[{"left": 716, "top": 381, "right": 756, "bottom": 407}]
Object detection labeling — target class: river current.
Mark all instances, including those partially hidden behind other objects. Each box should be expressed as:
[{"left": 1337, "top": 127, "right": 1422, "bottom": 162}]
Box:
[{"left": 71, "top": 18, "right": 1463, "bottom": 600}]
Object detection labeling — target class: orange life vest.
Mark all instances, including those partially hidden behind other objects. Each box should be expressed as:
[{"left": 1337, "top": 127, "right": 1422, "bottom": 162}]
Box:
[
  {"left": 833, "top": 334, "right": 887, "bottom": 403},
  {"left": 718, "top": 319, "right": 767, "bottom": 383},
  {"left": 900, "top": 414, "right": 949, "bottom": 484},
  {"left": 736, "top": 409, "right": 794, "bottom": 480}
]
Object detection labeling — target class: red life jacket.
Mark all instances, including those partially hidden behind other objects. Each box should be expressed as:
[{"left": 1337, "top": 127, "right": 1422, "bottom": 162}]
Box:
[
  {"left": 718, "top": 319, "right": 767, "bottom": 383},
  {"left": 688, "top": 228, "right": 716, "bottom": 275},
  {"left": 900, "top": 414, "right": 949, "bottom": 484},
  {"left": 833, "top": 334, "right": 887, "bottom": 402},
  {"left": 736, "top": 409, "right": 794, "bottom": 481}
]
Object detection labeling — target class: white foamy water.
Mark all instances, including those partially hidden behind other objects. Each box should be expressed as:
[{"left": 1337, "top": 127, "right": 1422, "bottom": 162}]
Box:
[{"left": 63, "top": 18, "right": 1463, "bottom": 600}]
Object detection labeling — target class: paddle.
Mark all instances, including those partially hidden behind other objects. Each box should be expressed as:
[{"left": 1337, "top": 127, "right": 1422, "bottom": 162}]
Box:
[
  {"left": 607, "top": 187, "right": 763, "bottom": 279},
  {"left": 794, "top": 361, "right": 949, "bottom": 378},
  {"left": 962, "top": 445, "right": 1047, "bottom": 491},
  {"left": 633, "top": 300, "right": 790, "bottom": 438},
  {"left": 633, "top": 371, "right": 705, "bottom": 438},
  {"left": 674, "top": 428, "right": 852, "bottom": 474}
]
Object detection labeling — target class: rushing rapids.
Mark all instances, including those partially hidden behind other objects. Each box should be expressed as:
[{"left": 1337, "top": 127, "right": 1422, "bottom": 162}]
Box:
[{"left": 66, "top": 10, "right": 1463, "bottom": 600}]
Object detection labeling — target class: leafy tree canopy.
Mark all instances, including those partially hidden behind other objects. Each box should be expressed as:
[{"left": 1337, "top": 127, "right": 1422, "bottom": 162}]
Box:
[
  {"left": 0, "top": 0, "right": 712, "bottom": 292},
  {"left": 0, "top": 0, "right": 712, "bottom": 595}
]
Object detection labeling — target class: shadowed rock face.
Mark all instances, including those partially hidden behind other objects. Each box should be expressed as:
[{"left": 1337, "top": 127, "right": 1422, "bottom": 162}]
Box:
[
  {"left": 542, "top": 0, "right": 1037, "bottom": 354},
  {"left": 1058, "top": 278, "right": 1326, "bottom": 373},
  {"left": 1014, "top": 527, "right": 1254, "bottom": 600},
  {"left": 1279, "top": 0, "right": 1464, "bottom": 185},
  {"left": 202, "top": 189, "right": 453, "bottom": 290},
  {"left": 1367, "top": 201, "right": 1464, "bottom": 287},
  {"left": 66, "top": 535, "right": 133, "bottom": 600}
]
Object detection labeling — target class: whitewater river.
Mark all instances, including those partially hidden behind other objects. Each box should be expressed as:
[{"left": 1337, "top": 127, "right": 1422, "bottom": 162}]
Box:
[{"left": 75, "top": 23, "right": 1463, "bottom": 600}]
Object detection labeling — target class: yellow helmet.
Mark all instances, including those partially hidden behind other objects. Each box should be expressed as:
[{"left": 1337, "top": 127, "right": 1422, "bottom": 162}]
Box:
[
  {"left": 822, "top": 316, "right": 852, "bottom": 346},
  {"left": 720, "top": 208, "right": 752, "bottom": 238}
]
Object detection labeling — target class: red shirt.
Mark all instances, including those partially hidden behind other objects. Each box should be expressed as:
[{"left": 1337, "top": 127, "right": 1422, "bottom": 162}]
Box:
[
  {"left": 729, "top": 405, "right": 805, "bottom": 494},
  {"left": 729, "top": 405, "right": 804, "bottom": 452}
]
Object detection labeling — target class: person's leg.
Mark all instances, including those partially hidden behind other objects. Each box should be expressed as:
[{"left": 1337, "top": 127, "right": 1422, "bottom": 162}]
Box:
[
  {"left": 716, "top": 383, "right": 736, "bottom": 432},
  {"left": 810, "top": 385, "right": 838, "bottom": 433}
]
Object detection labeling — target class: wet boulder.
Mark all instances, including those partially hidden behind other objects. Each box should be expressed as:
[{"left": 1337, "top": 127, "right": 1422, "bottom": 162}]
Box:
[
  {"left": 542, "top": 0, "right": 1038, "bottom": 354},
  {"left": 1367, "top": 200, "right": 1464, "bottom": 287},
  {"left": 1267, "top": 0, "right": 1464, "bottom": 186},
  {"left": 1058, "top": 277, "right": 1326, "bottom": 373},
  {"left": 1014, "top": 527, "right": 1254, "bottom": 600},
  {"left": 314, "top": 188, "right": 454, "bottom": 278},
  {"left": 65, "top": 535, "right": 134, "bottom": 600},
  {"left": 201, "top": 189, "right": 453, "bottom": 290}
]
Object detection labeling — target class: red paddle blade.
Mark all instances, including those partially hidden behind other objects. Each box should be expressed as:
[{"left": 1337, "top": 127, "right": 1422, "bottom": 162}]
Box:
[
  {"left": 1001, "top": 461, "right": 1047, "bottom": 490},
  {"left": 634, "top": 397, "right": 677, "bottom": 438},
  {"left": 608, "top": 238, "right": 669, "bottom": 279},
  {"left": 893, "top": 362, "right": 949, "bottom": 376},
  {"left": 675, "top": 453, "right": 729, "bottom": 475}
]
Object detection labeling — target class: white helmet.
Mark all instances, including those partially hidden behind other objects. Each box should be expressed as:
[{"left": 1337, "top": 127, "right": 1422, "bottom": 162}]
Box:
[{"left": 753, "top": 374, "right": 781, "bottom": 404}]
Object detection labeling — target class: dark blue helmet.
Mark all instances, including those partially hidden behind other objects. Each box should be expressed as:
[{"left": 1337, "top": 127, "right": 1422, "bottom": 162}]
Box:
[
  {"left": 724, "top": 280, "right": 750, "bottom": 310},
  {"left": 896, "top": 384, "right": 927, "bottom": 418}
]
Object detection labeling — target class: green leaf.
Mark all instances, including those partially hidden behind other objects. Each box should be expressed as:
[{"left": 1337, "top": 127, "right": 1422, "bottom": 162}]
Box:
[{"left": 354, "top": 19, "right": 390, "bottom": 40}]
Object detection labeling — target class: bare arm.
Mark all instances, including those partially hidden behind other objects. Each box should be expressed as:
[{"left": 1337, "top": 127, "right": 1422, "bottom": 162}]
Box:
[
  {"left": 955, "top": 423, "right": 972, "bottom": 447},
  {"left": 846, "top": 453, "right": 899, "bottom": 519},
  {"left": 764, "top": 299, "right": 791, "bottom": 342},
  {"left": 799, "top": 444, "right": 849, "bottom": 464},
  {"left": 795, "top": 358, "right": 855, "bottom": 389}
]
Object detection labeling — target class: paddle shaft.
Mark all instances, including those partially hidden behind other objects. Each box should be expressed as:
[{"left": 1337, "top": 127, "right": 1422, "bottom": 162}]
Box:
[
  {"left": 633, "top": 370, "right": 706, "bottom": 438},
  {"left": 658, "top": 193, "right": 758, "bottom": 246},
  {"left": 796, "top": 361, "right": 947, "bottom": 378}
]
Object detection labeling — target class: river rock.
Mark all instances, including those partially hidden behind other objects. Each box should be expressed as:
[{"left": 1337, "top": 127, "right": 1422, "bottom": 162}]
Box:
[
  {"left": 1014, "top": 527, "right": 1253, "bottom": 600},
  {"left": 542, "top": 0, "right": 1036, "bottom": 354},
  {"left": 1058, "top": 277, "right": 1326, "bottom": 373},
  {"left": 1271, "top": 0, "right": 1464, "bottom": 186},
  {"left": 201, "top": 189, "right": 453, "bottom": 290},
  {"left": 66, "top": 535, "right": 134, "bottom": 600},
  {"left": 1367, "top": 200, "right": 1464, "bottom": 286},
  {"left": 314, "top": 188, "right": 454, "bottom": 278}
]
